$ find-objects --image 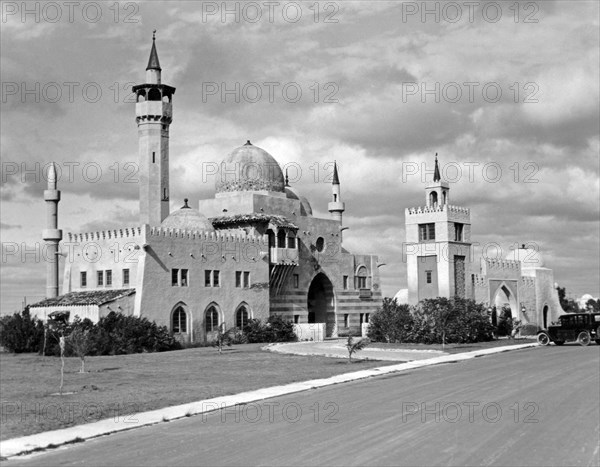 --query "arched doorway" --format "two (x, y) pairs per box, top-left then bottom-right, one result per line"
(542, 305), (548, 329)
(307, 273), (336, 337)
